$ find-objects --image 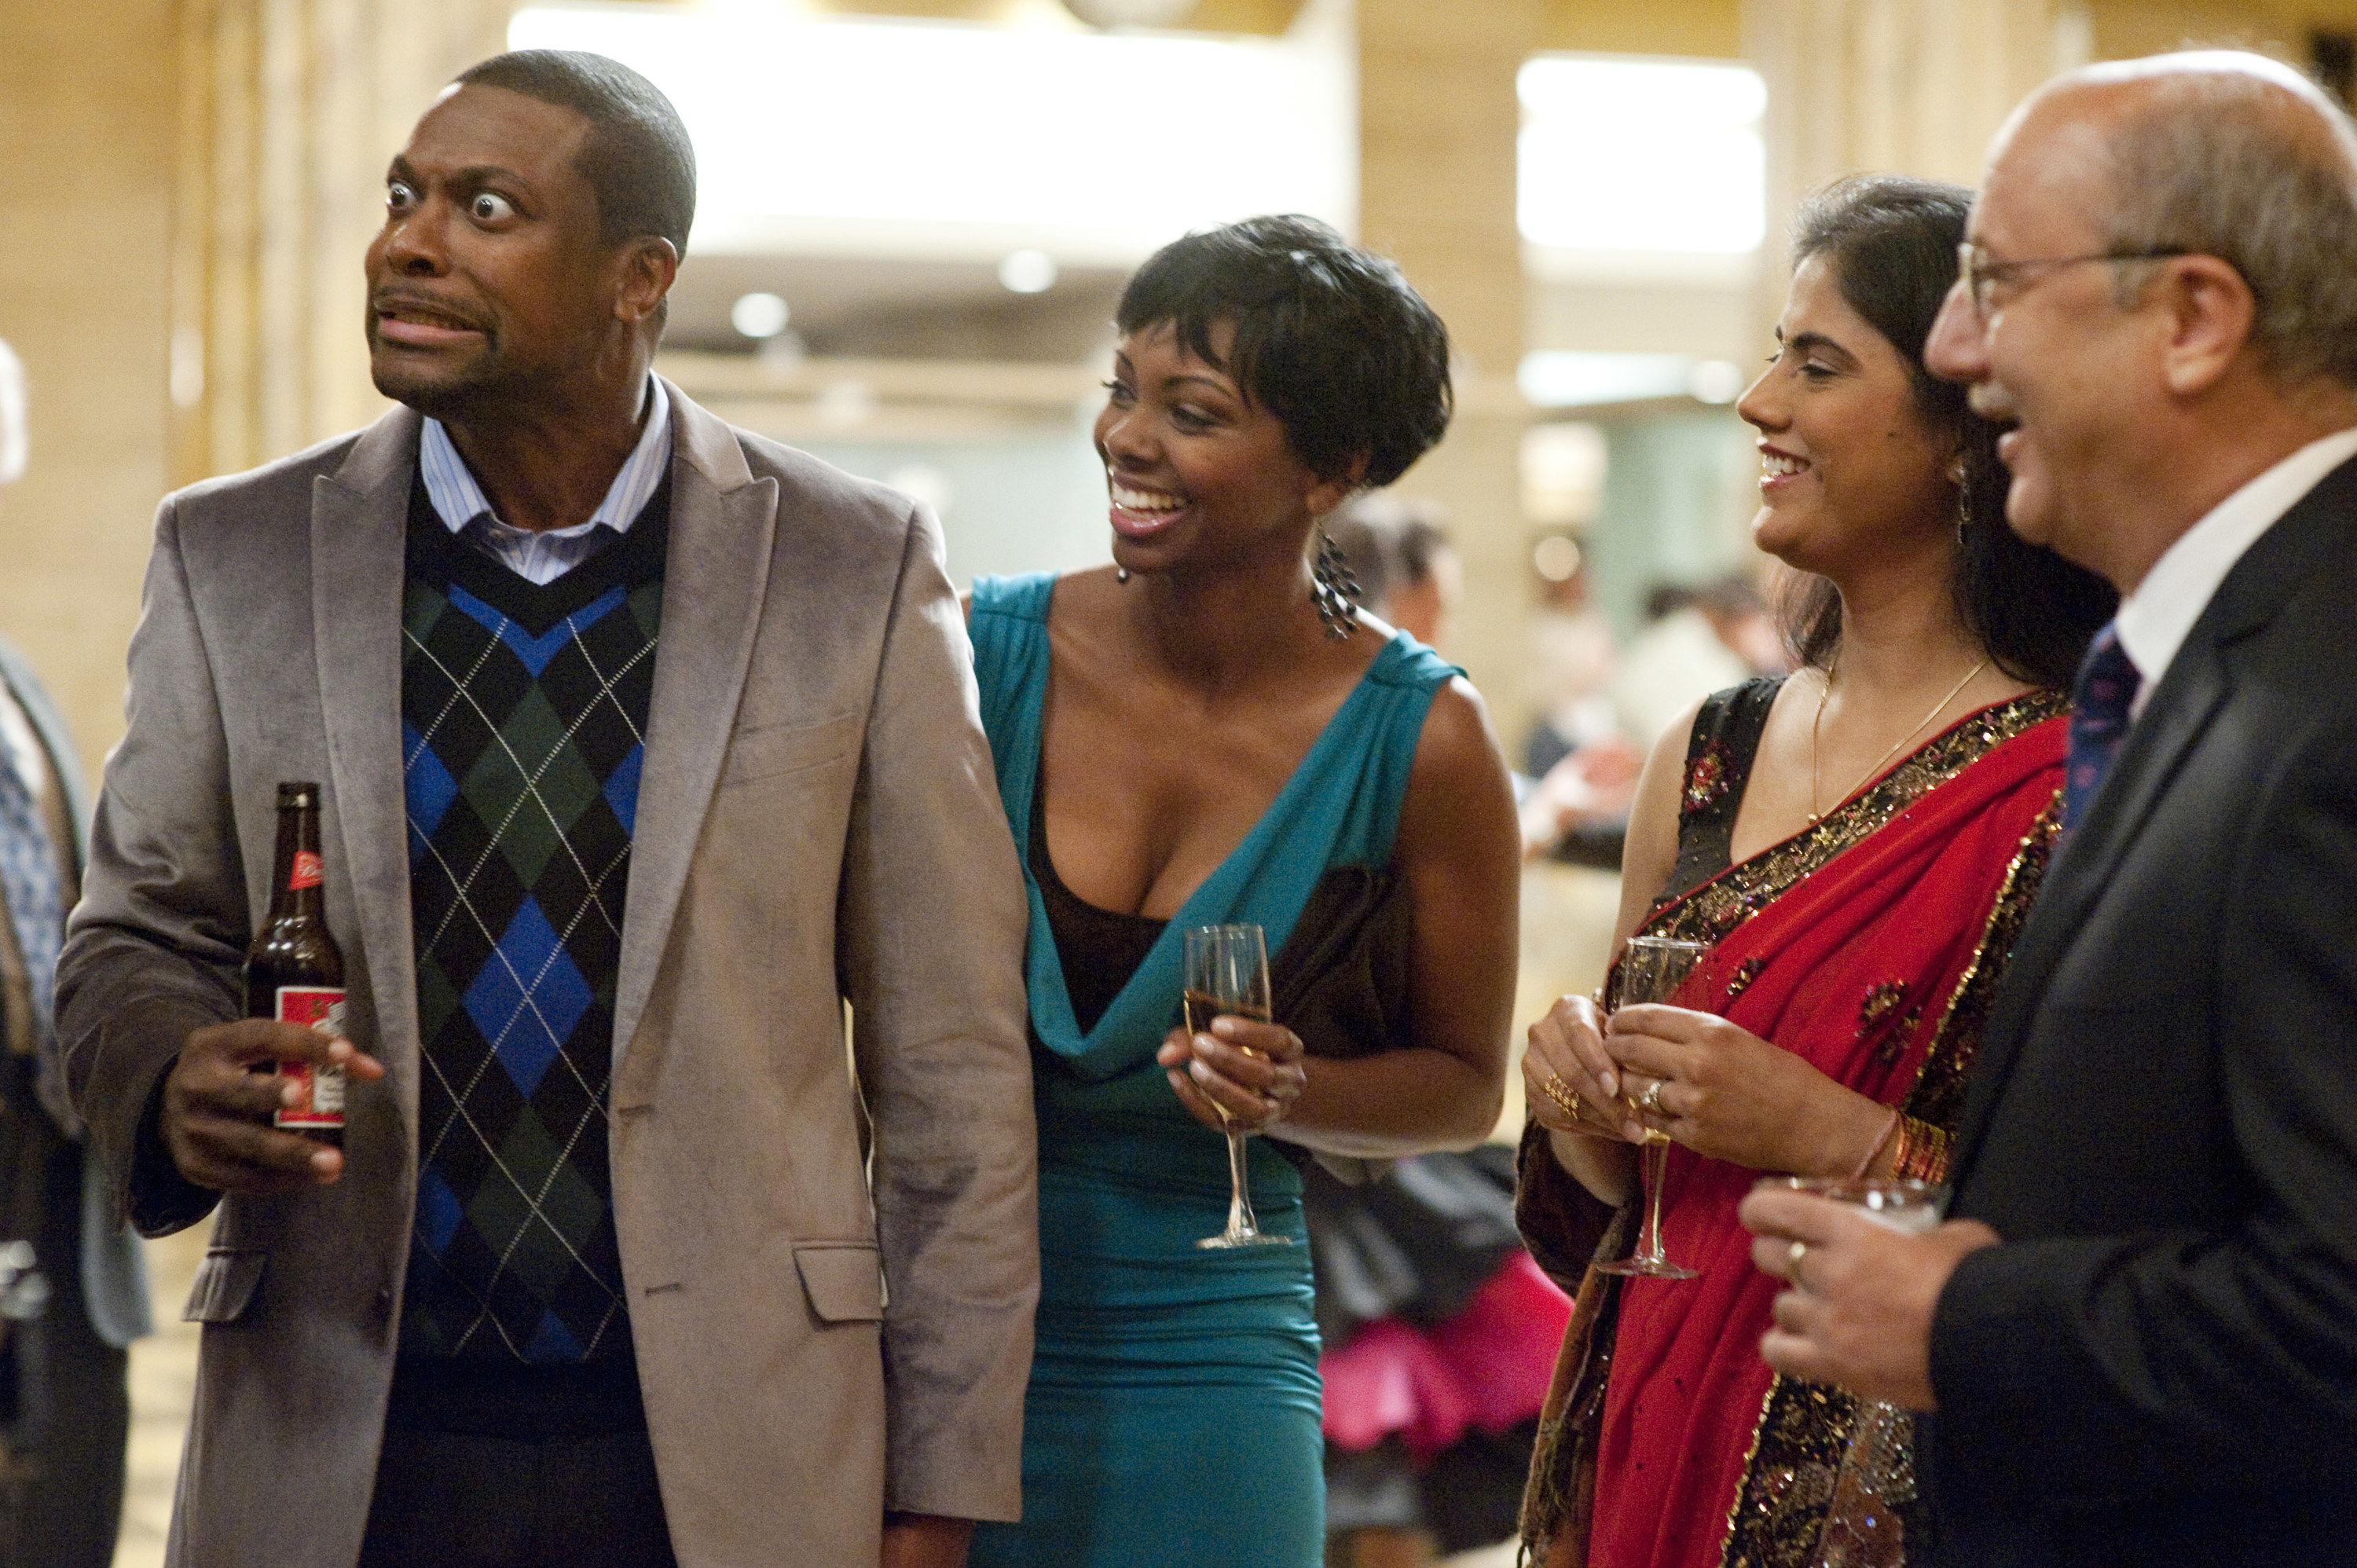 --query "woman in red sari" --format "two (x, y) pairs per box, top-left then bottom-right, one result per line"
(1513, 176), (2115, 1568)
